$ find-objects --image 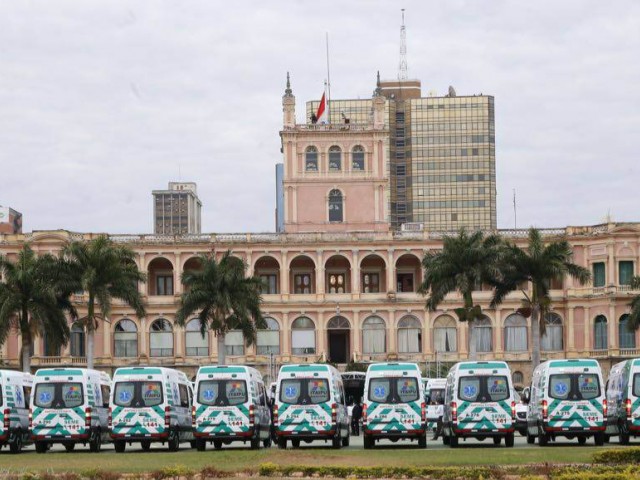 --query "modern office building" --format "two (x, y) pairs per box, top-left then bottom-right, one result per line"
(152, 182), (202, 235)
(0, 206), (22, 234)
(306, 76), (496, 232)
